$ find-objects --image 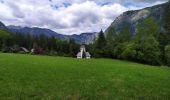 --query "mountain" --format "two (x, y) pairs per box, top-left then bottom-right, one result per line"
(7, 26), (97, 44)
(70, 32), (97, 44)
(105, 2), (166, 35)
(7, 25), (68, 39)
(6, 25), (96, 44)
(0, 21), (7, 29)
(0, 22), (96, 44)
